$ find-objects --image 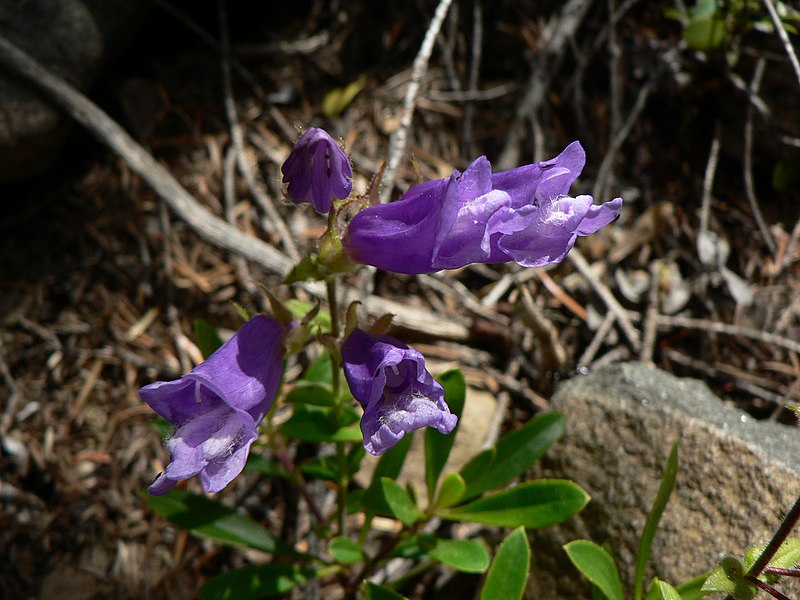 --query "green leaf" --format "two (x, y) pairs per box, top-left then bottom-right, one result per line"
(244, 454), (289, 479)
(303, 351), (333, 384)
(322, 74), (368, 118)
(364, 582), (408, 600)
(329, 536), (366, 565)
(363, 477), (423, 525)
(683, 16), (728, 51)
(285, 381), (335, 406)
(200, 564), (314, 600)
(438, 480), (589, 528)
(701, 555), (756, 599)
(284, 255), (326, 283)
(635, 442), (679, 600)
(279, 404), (362, 443)
(193, 318), (223, 359)
(436, 472), (466, 509)
(147, 490), (295, 556)
(674, 571), (714, 600)
(428, 539), (490, 573)
(459, 413), (566, 500)
(286, 299), (331, 333)
(425, 369), (467, 500)
(745, 537), (800, 572)
(655, 579), (683, 600)
(480, 527), (530, 600)
(564, 540), (624, 600)
(372, 431), (415, 484)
